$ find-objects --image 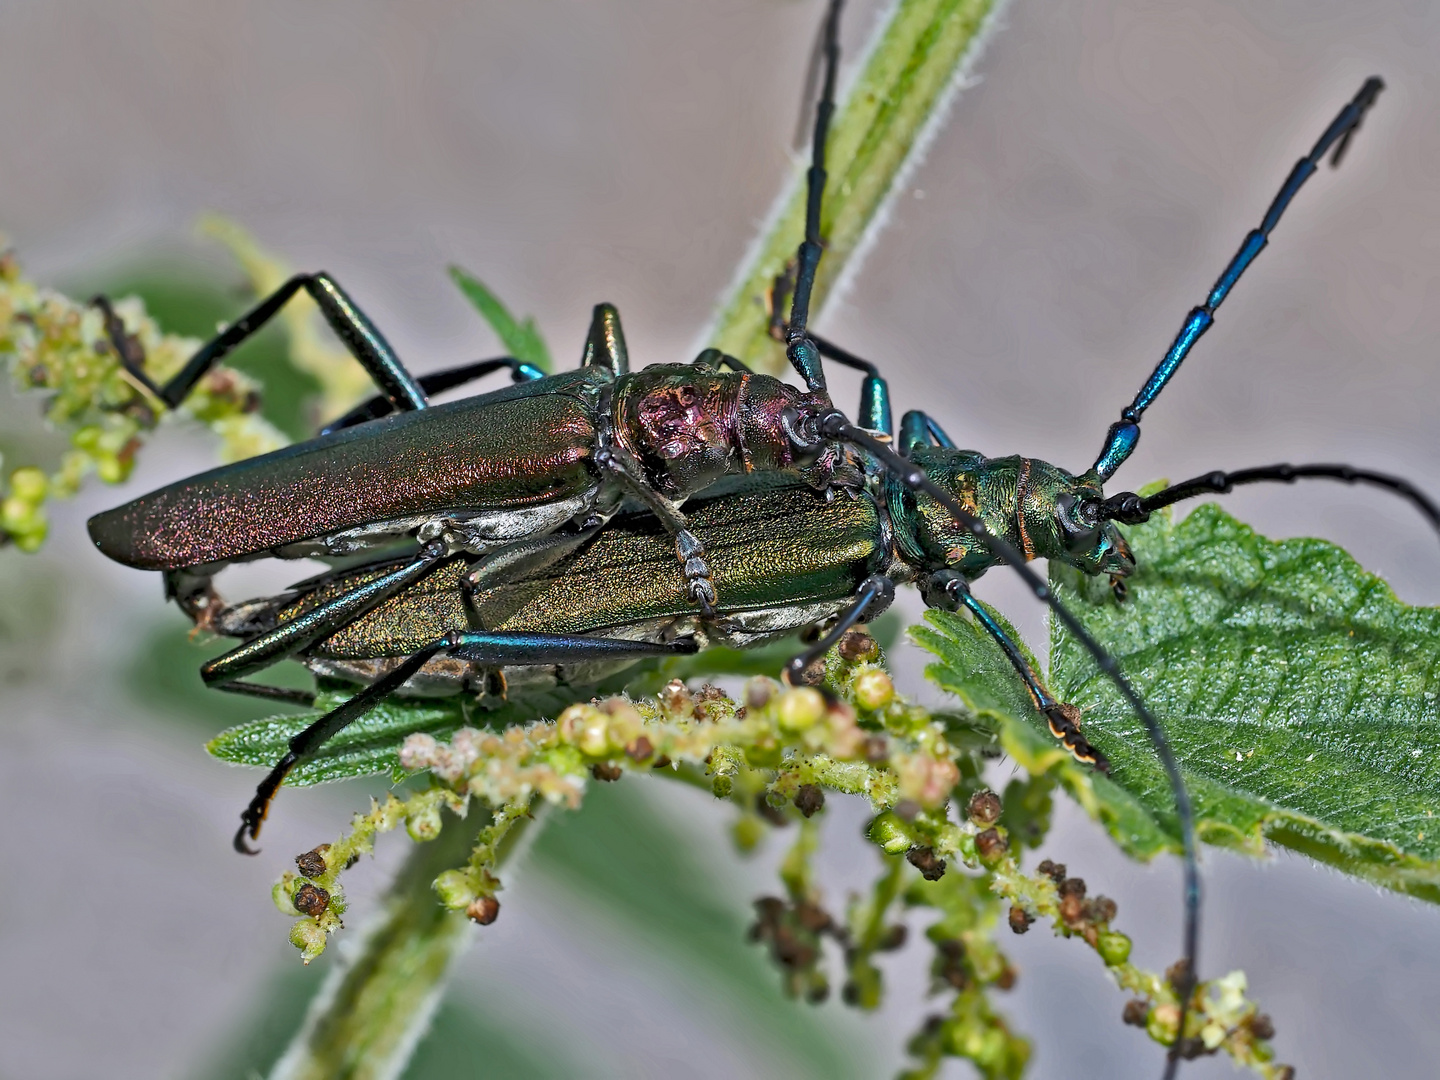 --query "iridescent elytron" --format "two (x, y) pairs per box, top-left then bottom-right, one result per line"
(85, 2), (1437, 1072)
